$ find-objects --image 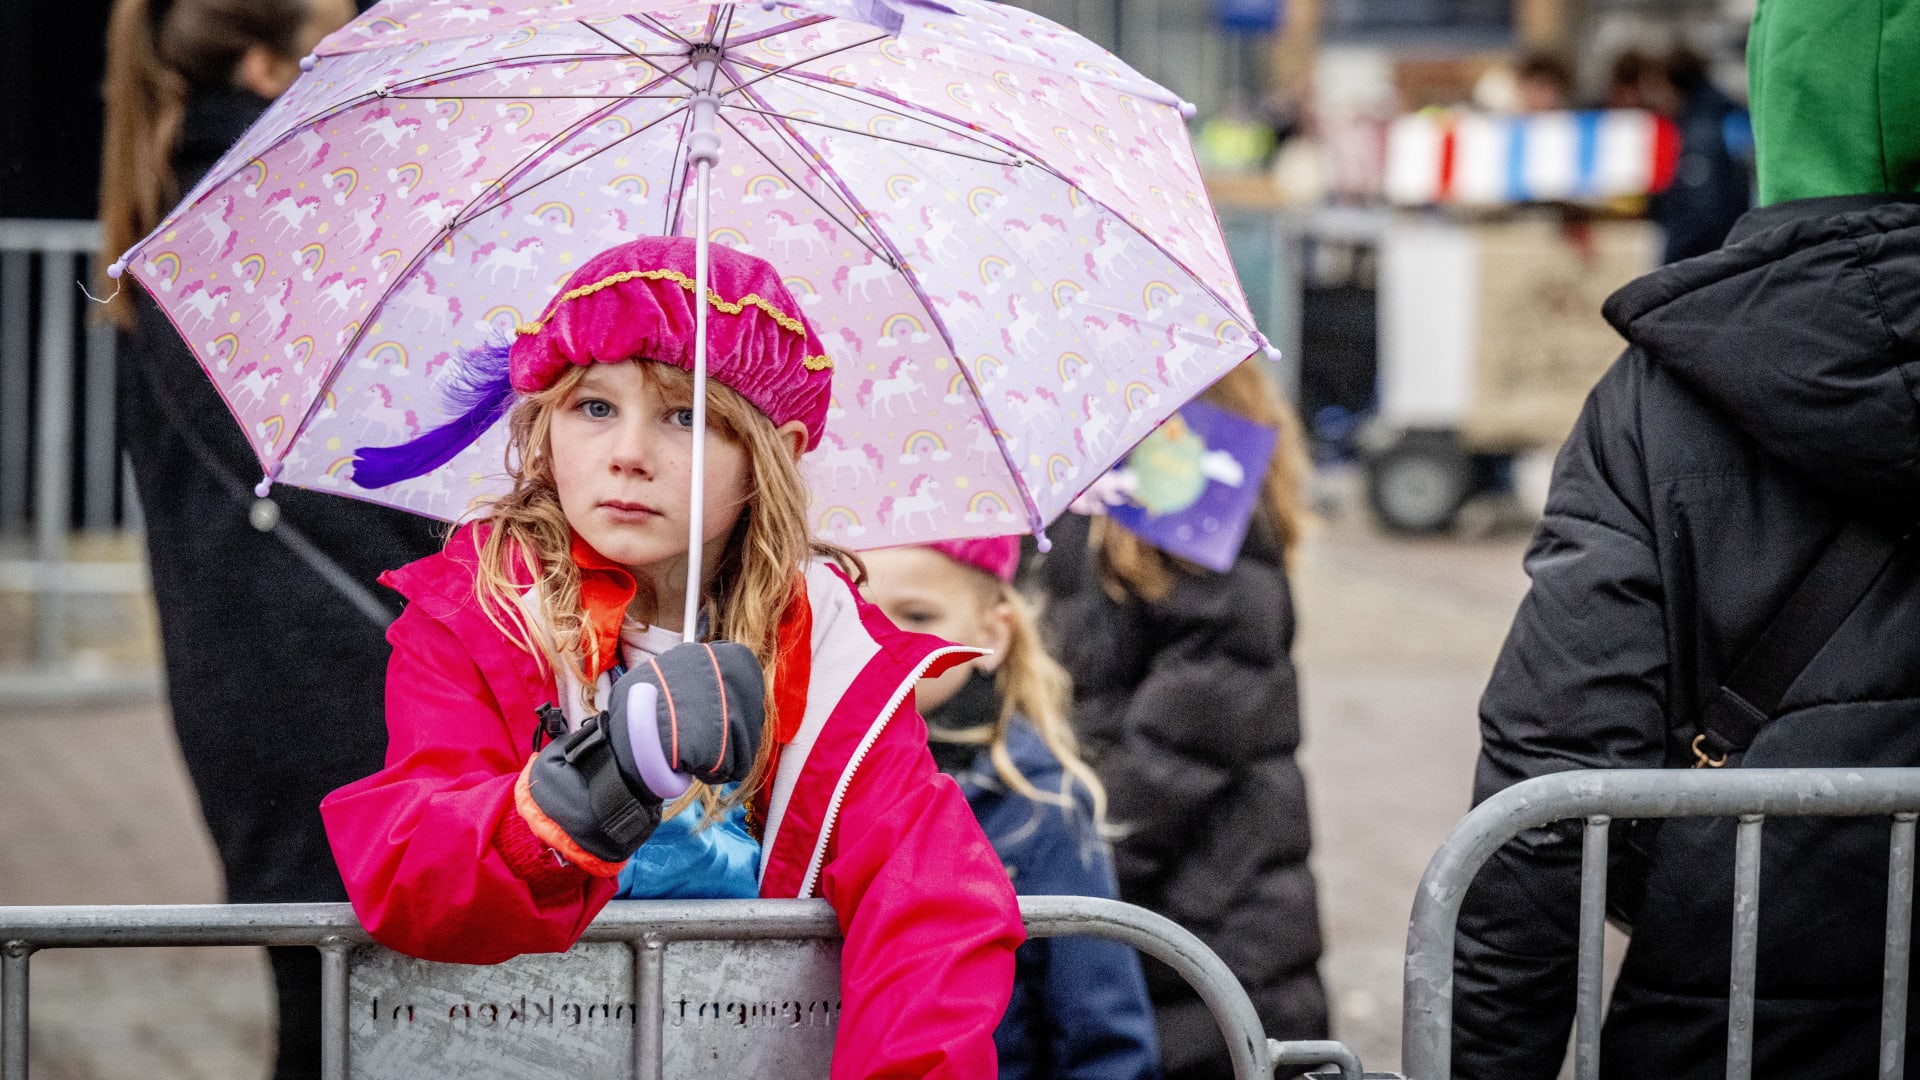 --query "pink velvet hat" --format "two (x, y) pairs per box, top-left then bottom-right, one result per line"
(511, 237), (832, 446)
(926, 537), (1021, 584)
(352, 237), (833, 489)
